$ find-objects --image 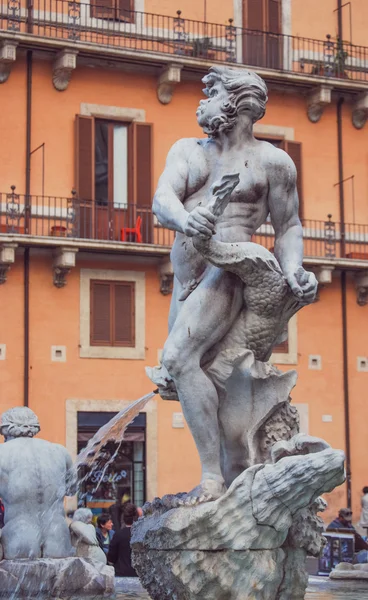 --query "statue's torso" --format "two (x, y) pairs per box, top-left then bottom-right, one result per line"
(172, 138), (276, 286)
(0, 438), (68, 520)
